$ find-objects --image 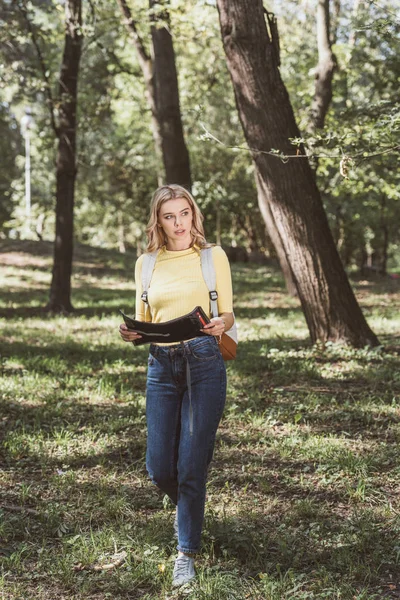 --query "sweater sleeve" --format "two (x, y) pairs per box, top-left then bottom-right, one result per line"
(134, 254), (147, 321)
(212, 246), (233, 314)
